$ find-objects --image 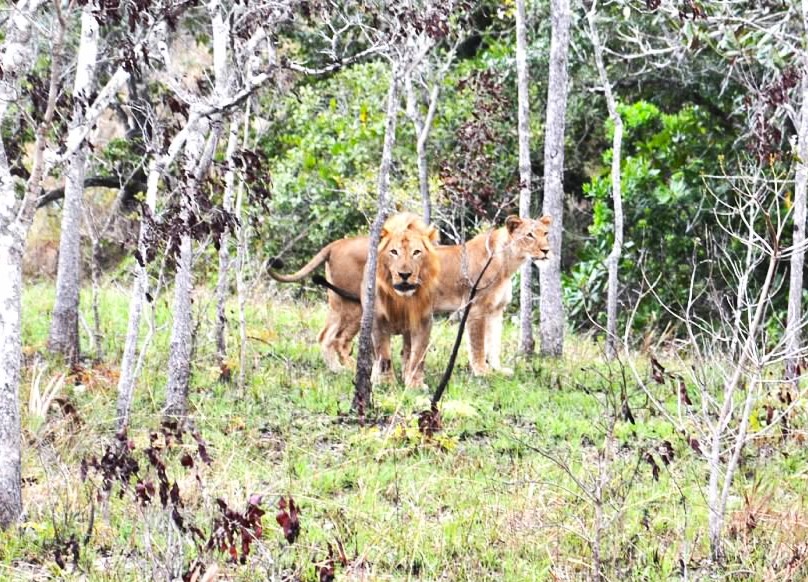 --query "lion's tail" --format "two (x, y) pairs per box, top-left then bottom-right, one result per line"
(267, 242), (335, 283)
